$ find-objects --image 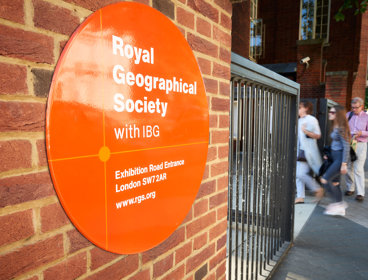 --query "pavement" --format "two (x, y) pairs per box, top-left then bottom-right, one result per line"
(271, 170), (368, 279)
